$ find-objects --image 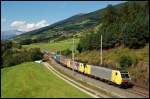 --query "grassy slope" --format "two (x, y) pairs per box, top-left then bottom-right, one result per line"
(23, 38), (79, 52)
(76, 44), (149, 66)
(1, 62), (91, 98)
